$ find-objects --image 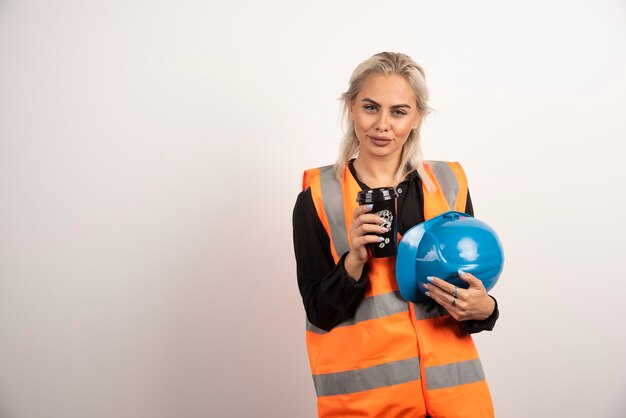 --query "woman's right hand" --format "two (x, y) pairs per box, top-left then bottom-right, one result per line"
(344, 204), (389, 280)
